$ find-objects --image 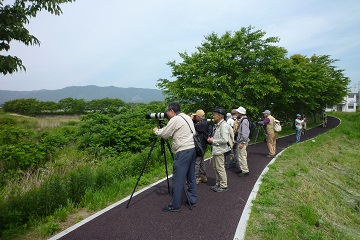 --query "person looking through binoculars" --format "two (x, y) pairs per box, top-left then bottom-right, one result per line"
(153, 102), (197, 212)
